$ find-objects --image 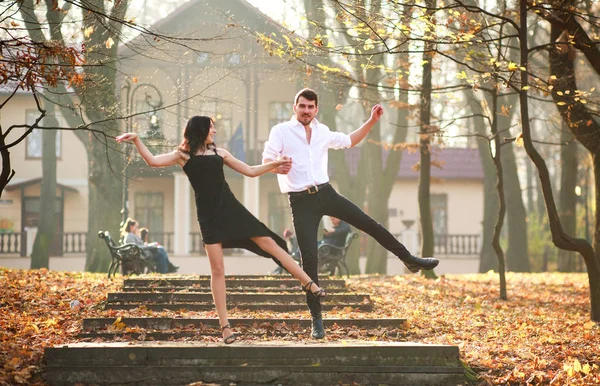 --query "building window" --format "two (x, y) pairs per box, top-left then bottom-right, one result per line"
(25, 110), (62, 159)
(431, 194), (448, 235)
(269, 102), (293, 128)
(134, 192), (164, 242)
(388, 208), (398, 217)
